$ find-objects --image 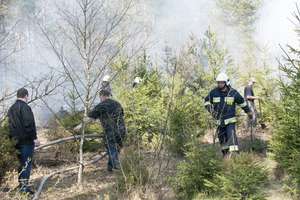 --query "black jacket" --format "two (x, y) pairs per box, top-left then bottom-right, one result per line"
(204, 87), (251, 126)
(244, 85), (255, 103)
(88, 99), (126, 144)
(8, 100), (37, 146)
